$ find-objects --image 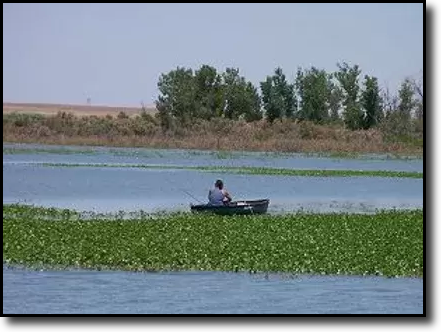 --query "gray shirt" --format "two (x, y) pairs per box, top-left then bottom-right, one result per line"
(208, 187), (225, 206)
